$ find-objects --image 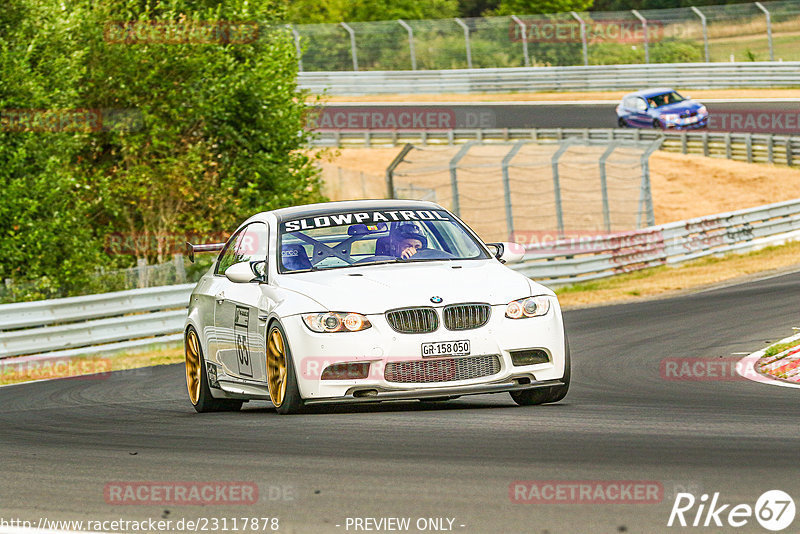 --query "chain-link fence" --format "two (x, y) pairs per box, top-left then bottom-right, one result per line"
(386, 139), (661, 244)
(290, 1), (800, 71)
